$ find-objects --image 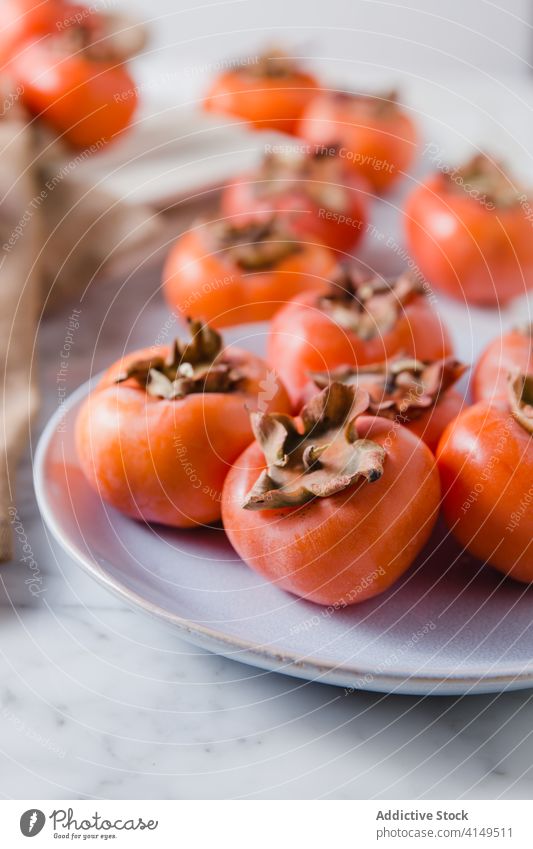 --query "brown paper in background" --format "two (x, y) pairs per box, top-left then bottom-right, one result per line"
(0, 110), (41, 561)
(0, 116), (161, 561)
